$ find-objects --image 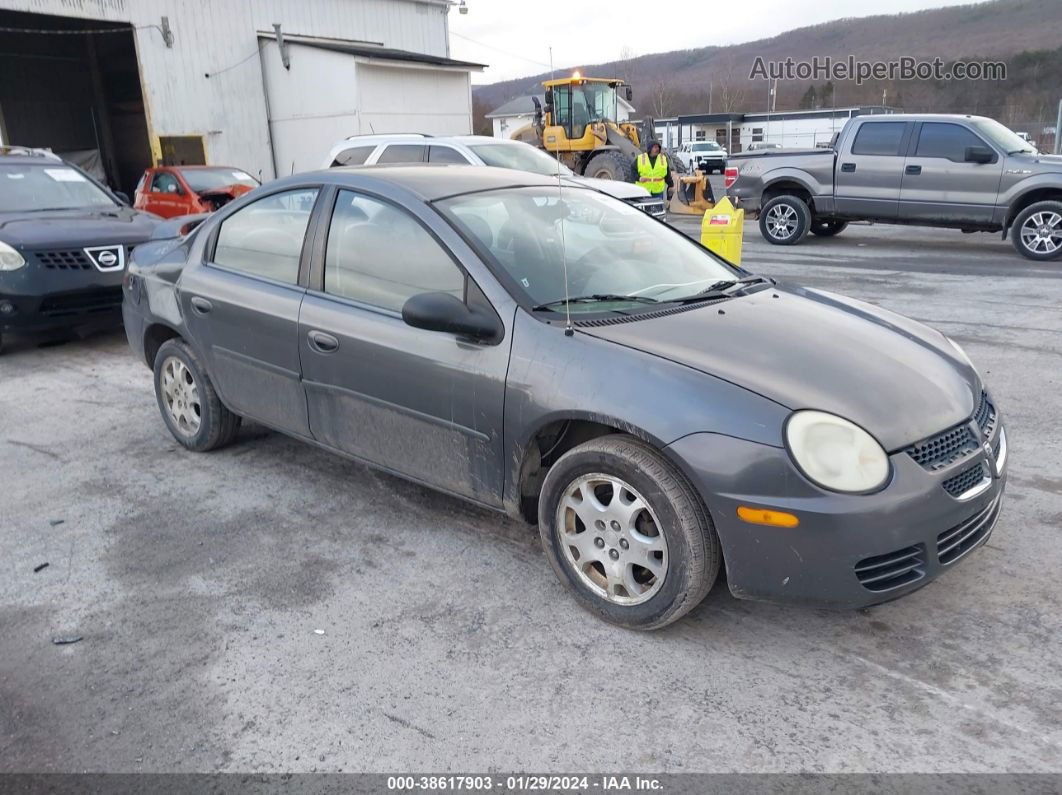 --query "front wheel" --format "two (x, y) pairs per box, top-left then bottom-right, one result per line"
(810, 218), (848, 237)
(1011, 201), (1062, 261)
(538, 435), (721, 630)
(759, 194), (811, 245)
